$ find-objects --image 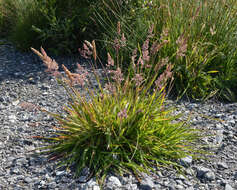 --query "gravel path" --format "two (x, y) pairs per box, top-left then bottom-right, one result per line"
(0, 40), (236, 190)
